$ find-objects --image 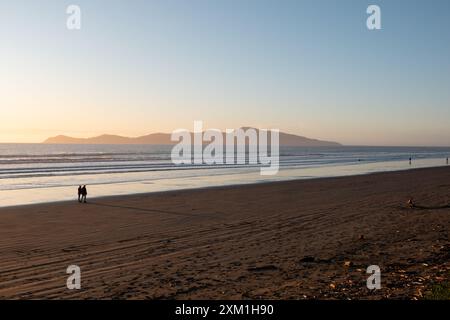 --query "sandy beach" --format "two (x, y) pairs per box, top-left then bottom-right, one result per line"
(0, 166), (448, 299)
